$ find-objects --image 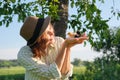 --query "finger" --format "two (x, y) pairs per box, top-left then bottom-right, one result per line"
(81, 32), (86, 37)
(78, 37), (88, 40)
(81, 33), (85, 36)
